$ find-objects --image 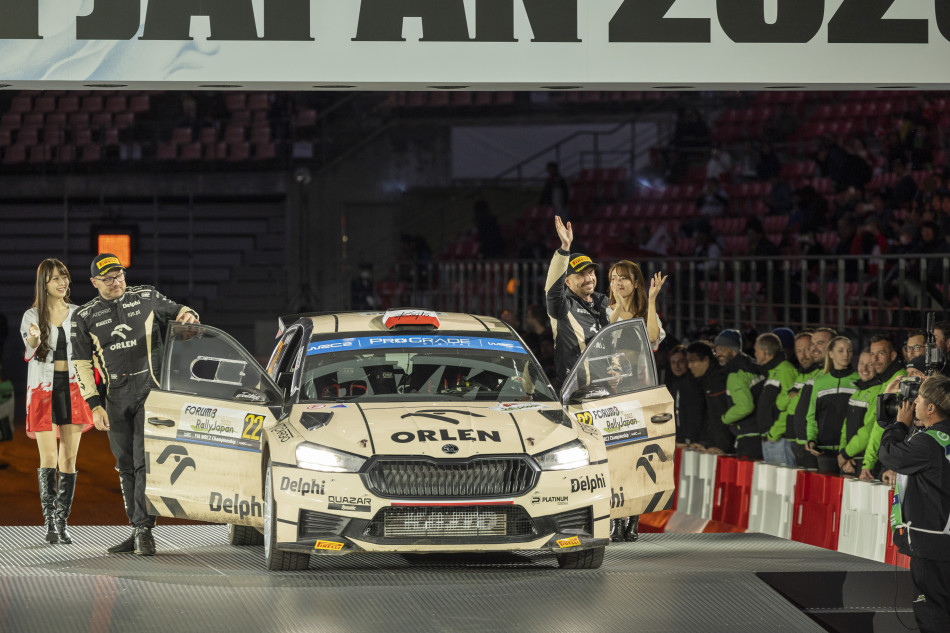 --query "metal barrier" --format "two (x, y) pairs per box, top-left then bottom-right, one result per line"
(381, 253), (950, 341)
